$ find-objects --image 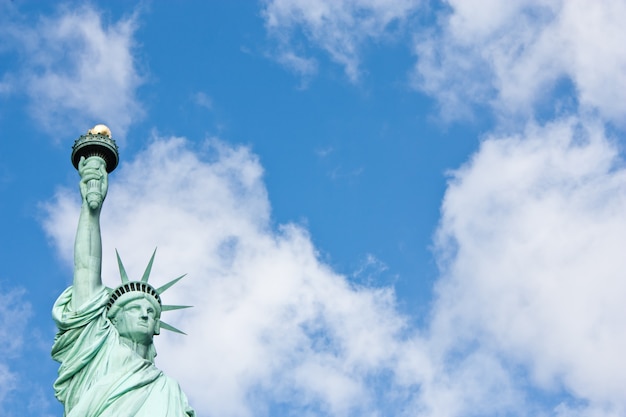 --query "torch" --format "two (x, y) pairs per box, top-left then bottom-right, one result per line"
(71, 124), (119, 209)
